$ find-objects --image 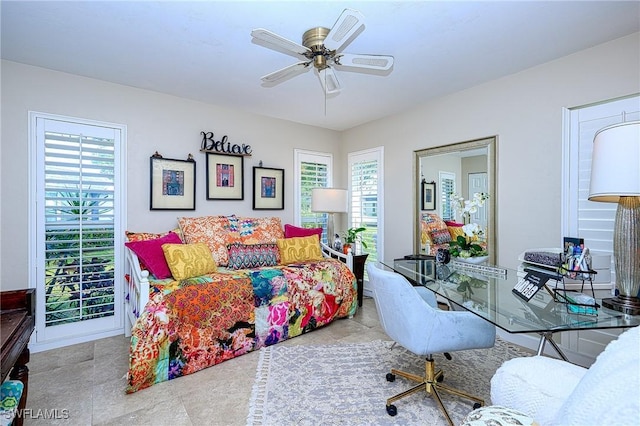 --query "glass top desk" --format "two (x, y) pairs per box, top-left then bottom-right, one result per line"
(382, 258), (640, 361)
